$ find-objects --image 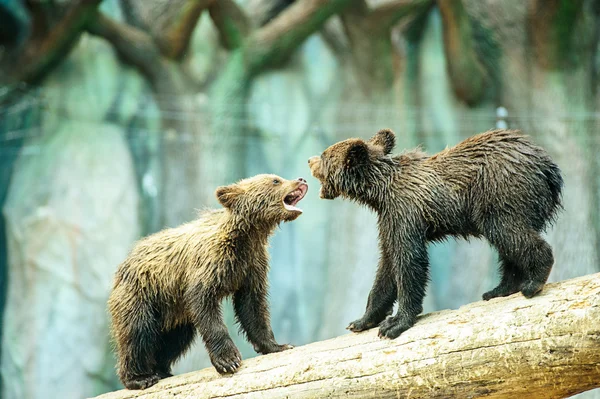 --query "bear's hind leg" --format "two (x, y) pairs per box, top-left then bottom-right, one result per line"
(155, 323), (196, 378)
(117, 317), (163, 390)
(518, 232), (554, 298)
(486, 226), (553, 299)
(482, 253), (522, 300)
